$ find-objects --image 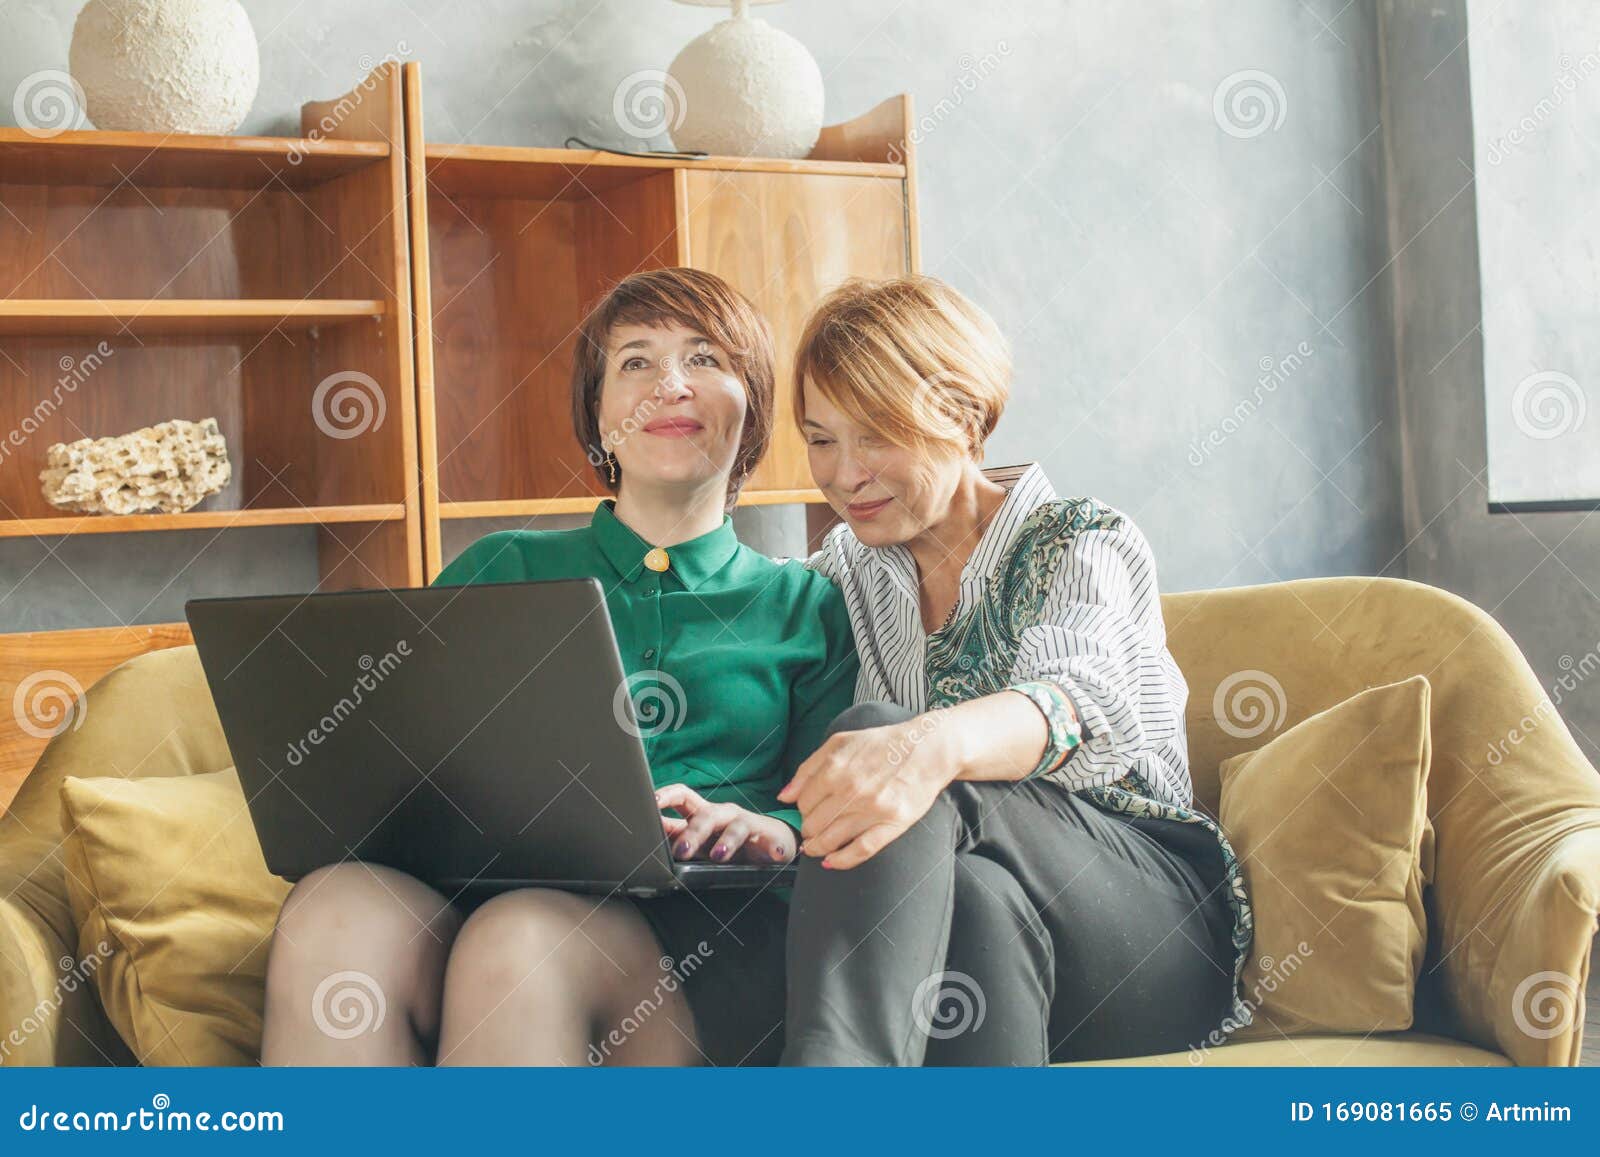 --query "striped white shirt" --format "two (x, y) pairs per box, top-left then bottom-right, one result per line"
(805, 463), (1194, 808)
